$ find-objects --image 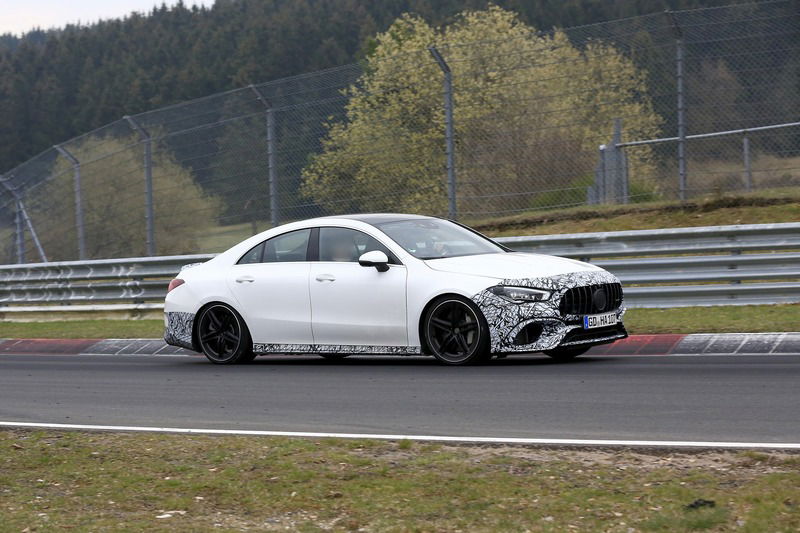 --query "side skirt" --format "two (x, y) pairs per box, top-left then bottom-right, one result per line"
(253, 343), (422, 356)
